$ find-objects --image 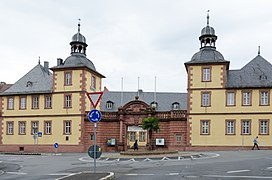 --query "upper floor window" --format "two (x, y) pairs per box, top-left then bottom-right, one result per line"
(260, 91), (269, 106)
(20, 96), (27, 110)
(150, 101), (158, 109)
(241, 120), (251, 135)
(91, 76), (96, 90)
(106, 101), (114, 110)
(64, 94), (72, 108)
(226, 92), (235, 106)
(200, 120), (210, 135)
(226, 120), (235, 135)
(172, 102), (180, 110)
(64, 71), (72, 86)
(201, 92), (211, 107)
(242, 91), (251, 106)
(45, 95), (52, 109)
(32, 95), (39, 109)
(202, 67), (211, 82)
(259, 120), (269, 135)
(7, 97), (14, 110)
